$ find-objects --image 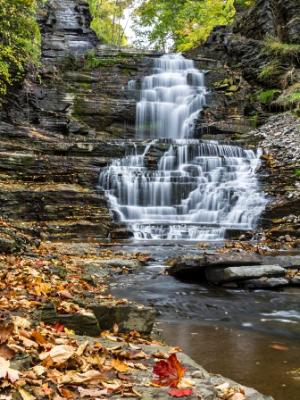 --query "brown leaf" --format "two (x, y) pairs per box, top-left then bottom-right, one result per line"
(40, 345), (74, 364)
(0, 323), (14, 344)
(0, 344), (15, 360)
(58, 387), (75, 399)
